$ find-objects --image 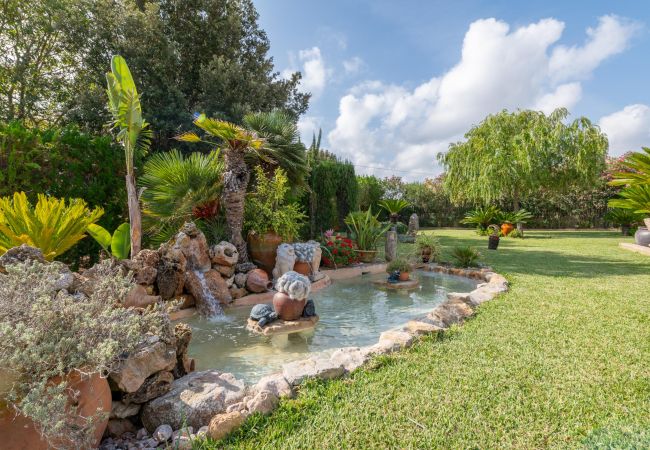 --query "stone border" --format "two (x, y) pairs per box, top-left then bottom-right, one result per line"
(203, 264), (509, 441)
(619, 242), (650, 256)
